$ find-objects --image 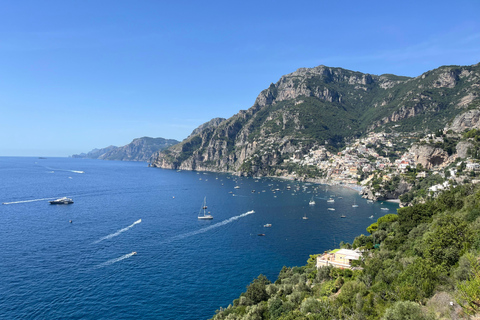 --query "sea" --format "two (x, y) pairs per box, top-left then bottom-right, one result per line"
(0, 157), (398, 319)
